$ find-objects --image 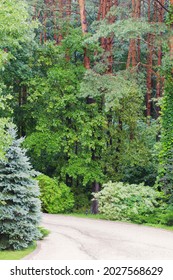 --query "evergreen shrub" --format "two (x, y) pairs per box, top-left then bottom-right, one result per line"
(37, 174), (74, 213)
(0, 128), (41, 250)
(93, 181), (164, 222)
